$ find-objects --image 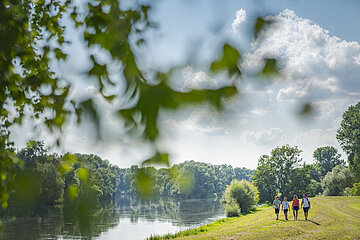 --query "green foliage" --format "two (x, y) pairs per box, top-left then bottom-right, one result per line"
(134, 168), (156, 198)
(117, 160), (254, 199)
(260, 58), (279, 77)
(0, 0), (243, 207)
(298, 102), (315, 117)
(252, 155), (277, 203)
(253, 145), (303, 202)
(5, 142), (122, 208)
(0, 0), (285, 208)
(210, 44), (241, 77)
(254, 17), (273, 39)
(223, 198), (241, 217)
(322, 166), (355, 196)
(253, 145), (351, 202)
(308, 179), (323, 197)
(313, 146), (345, 177)
(337, 102), (360, 180)
(221, 179), (258, 215)
(350, 182), (360, 196)
(142, 153), (170, 168)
